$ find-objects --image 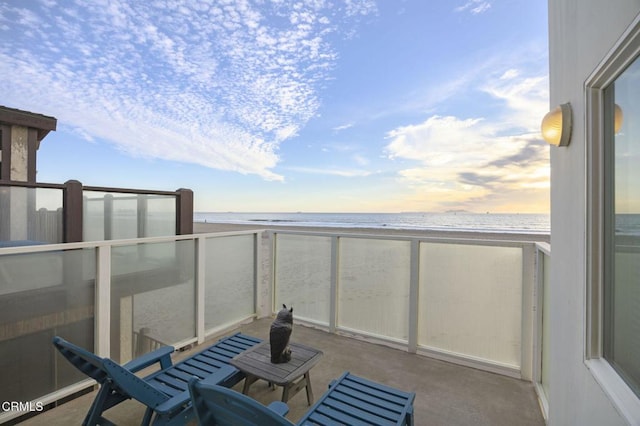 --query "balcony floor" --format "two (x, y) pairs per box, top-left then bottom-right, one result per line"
(20, 318), (545, 426)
